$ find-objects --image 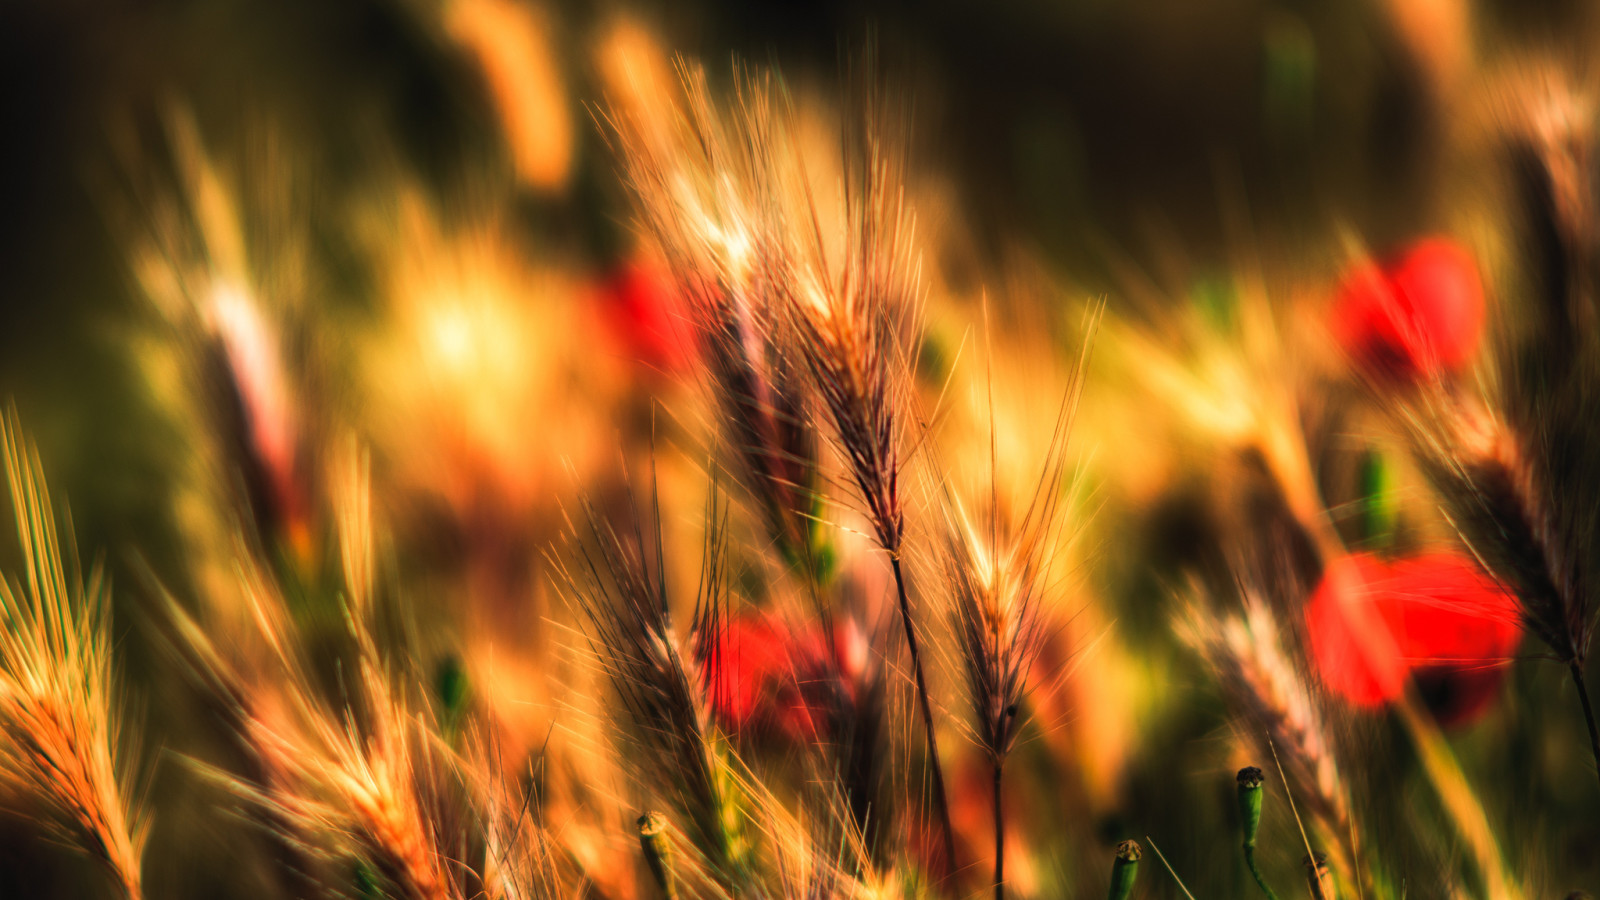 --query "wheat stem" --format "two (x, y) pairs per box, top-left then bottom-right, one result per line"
(993, 759), (1005, 900)
(890, 555), (956, 876)
(1569, 660), (1600, 797)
